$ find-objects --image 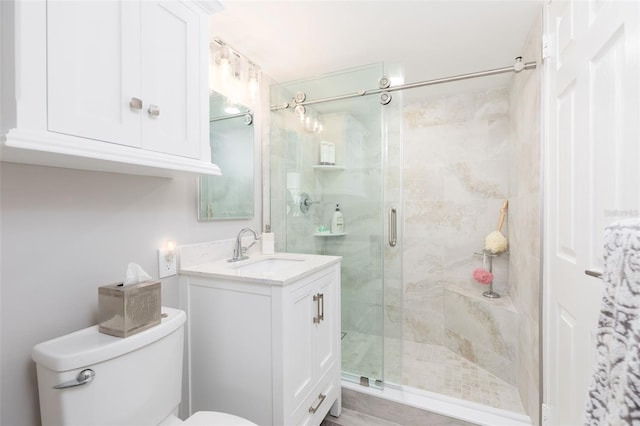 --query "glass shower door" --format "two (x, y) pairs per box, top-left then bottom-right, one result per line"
(270, 64), (401, 387)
